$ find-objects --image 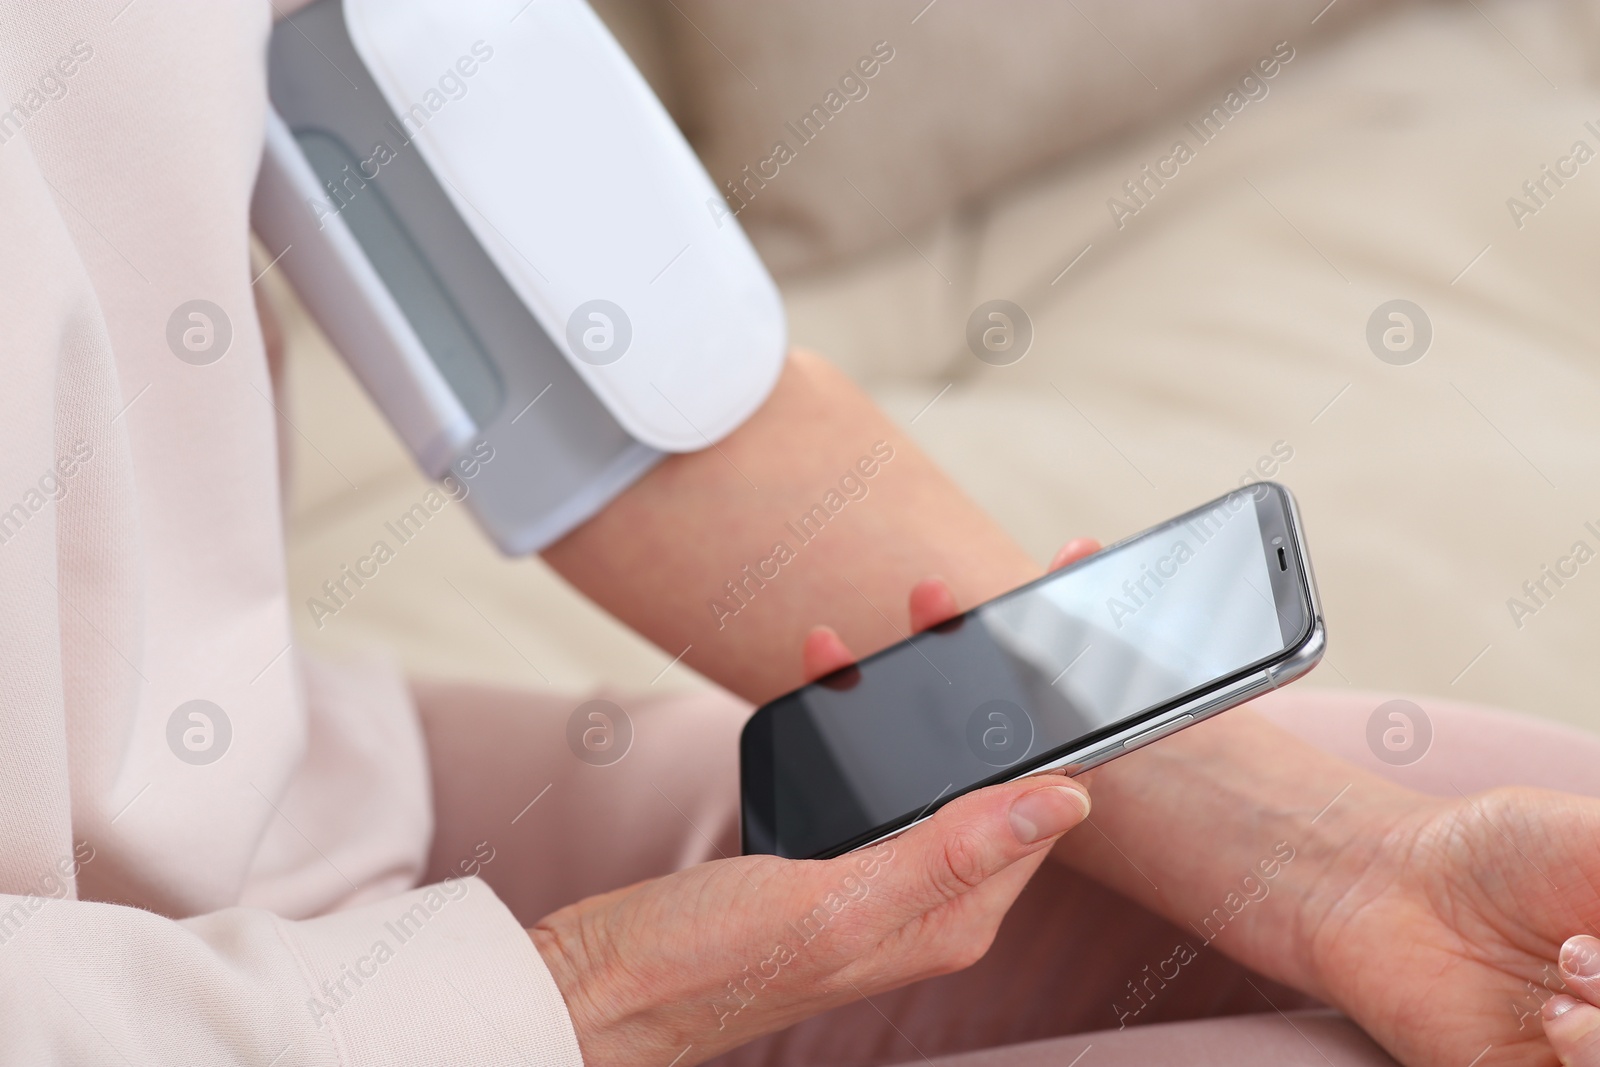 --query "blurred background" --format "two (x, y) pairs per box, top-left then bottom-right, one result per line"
(269, 0), (1600, 732)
